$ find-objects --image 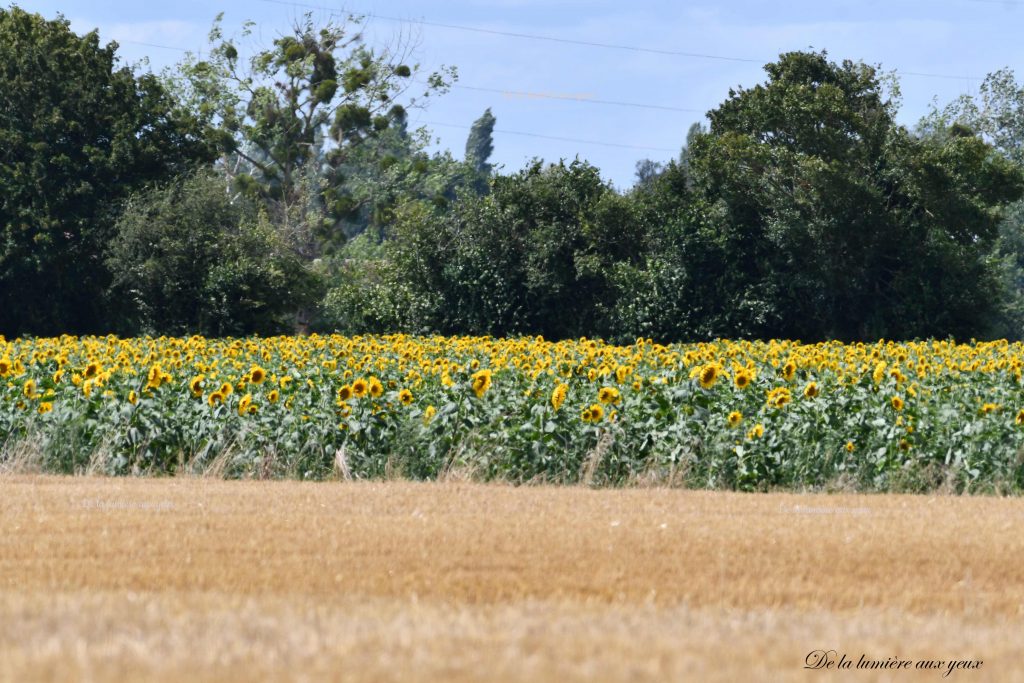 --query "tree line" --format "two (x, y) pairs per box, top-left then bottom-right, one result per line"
(2, 6), (1023, 342)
